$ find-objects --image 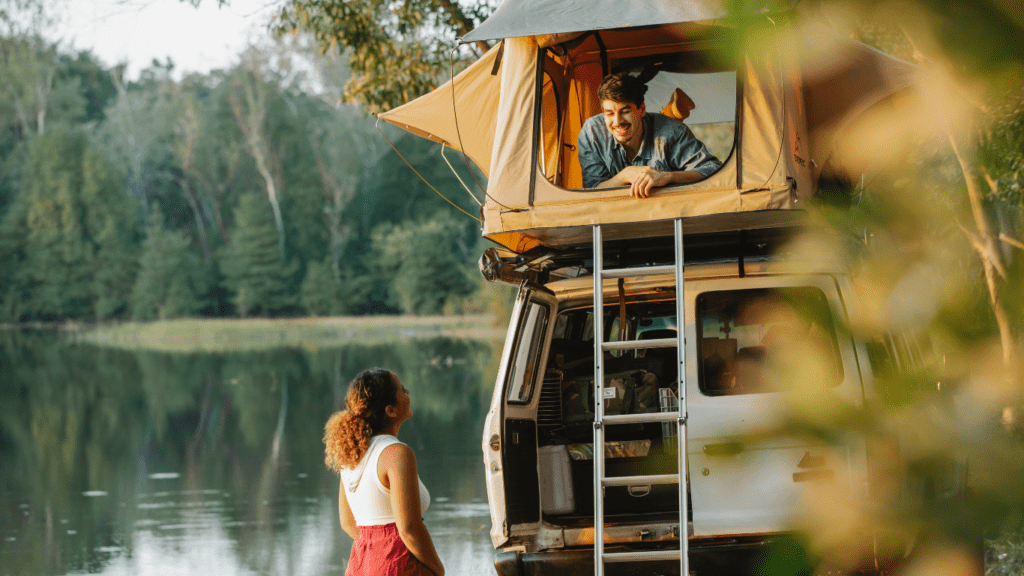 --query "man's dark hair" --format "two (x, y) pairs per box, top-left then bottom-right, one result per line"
(598, 73), (648, 107)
